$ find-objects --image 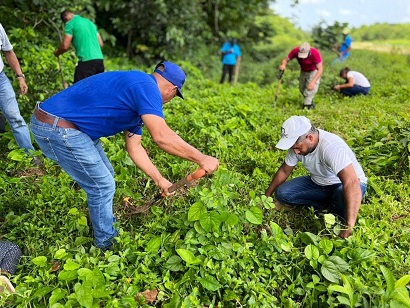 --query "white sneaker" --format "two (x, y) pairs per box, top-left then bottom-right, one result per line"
(0, 275), (15, 294)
